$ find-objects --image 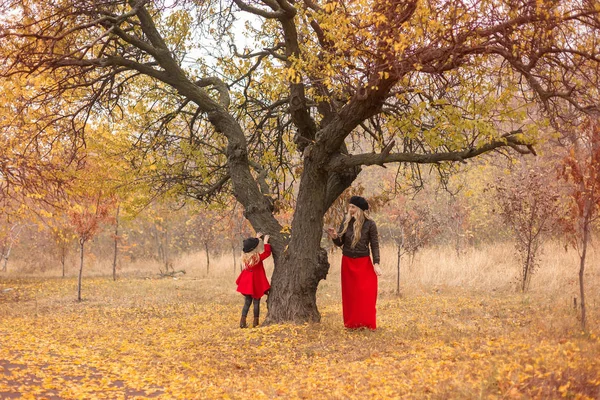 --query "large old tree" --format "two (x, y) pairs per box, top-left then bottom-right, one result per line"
(1, 0), (599, 323)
